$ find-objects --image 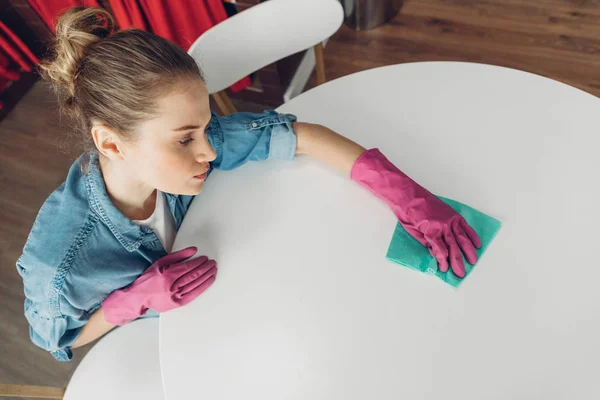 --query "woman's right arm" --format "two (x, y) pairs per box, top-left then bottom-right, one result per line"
(74, 247), (218, 348)
(20, 247), (215, 360)
(71, 307), (116, 349)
